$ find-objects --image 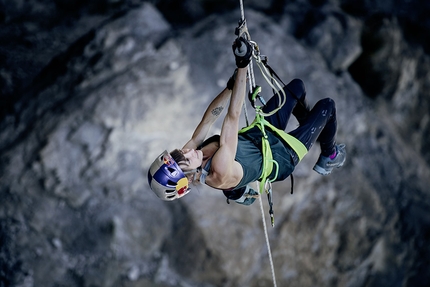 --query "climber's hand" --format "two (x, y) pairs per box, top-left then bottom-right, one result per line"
(232, 37), (252, 68)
